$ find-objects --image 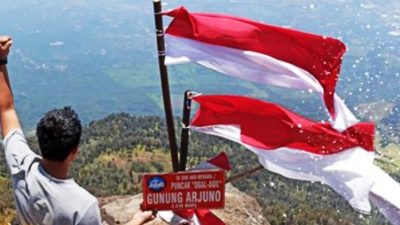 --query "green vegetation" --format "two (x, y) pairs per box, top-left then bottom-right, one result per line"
(0, 177), (14, 225)
(1, 114), (398, 225)
(376, 142), (400, 174)
(106, 64), (159, 89)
